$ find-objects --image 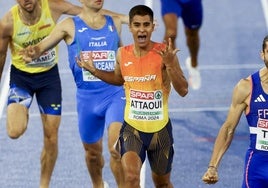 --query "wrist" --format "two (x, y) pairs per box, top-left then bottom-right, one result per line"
(208, 165), (217, 170)
(164, 64), (176, 70)
(91, 68), (97, 76)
